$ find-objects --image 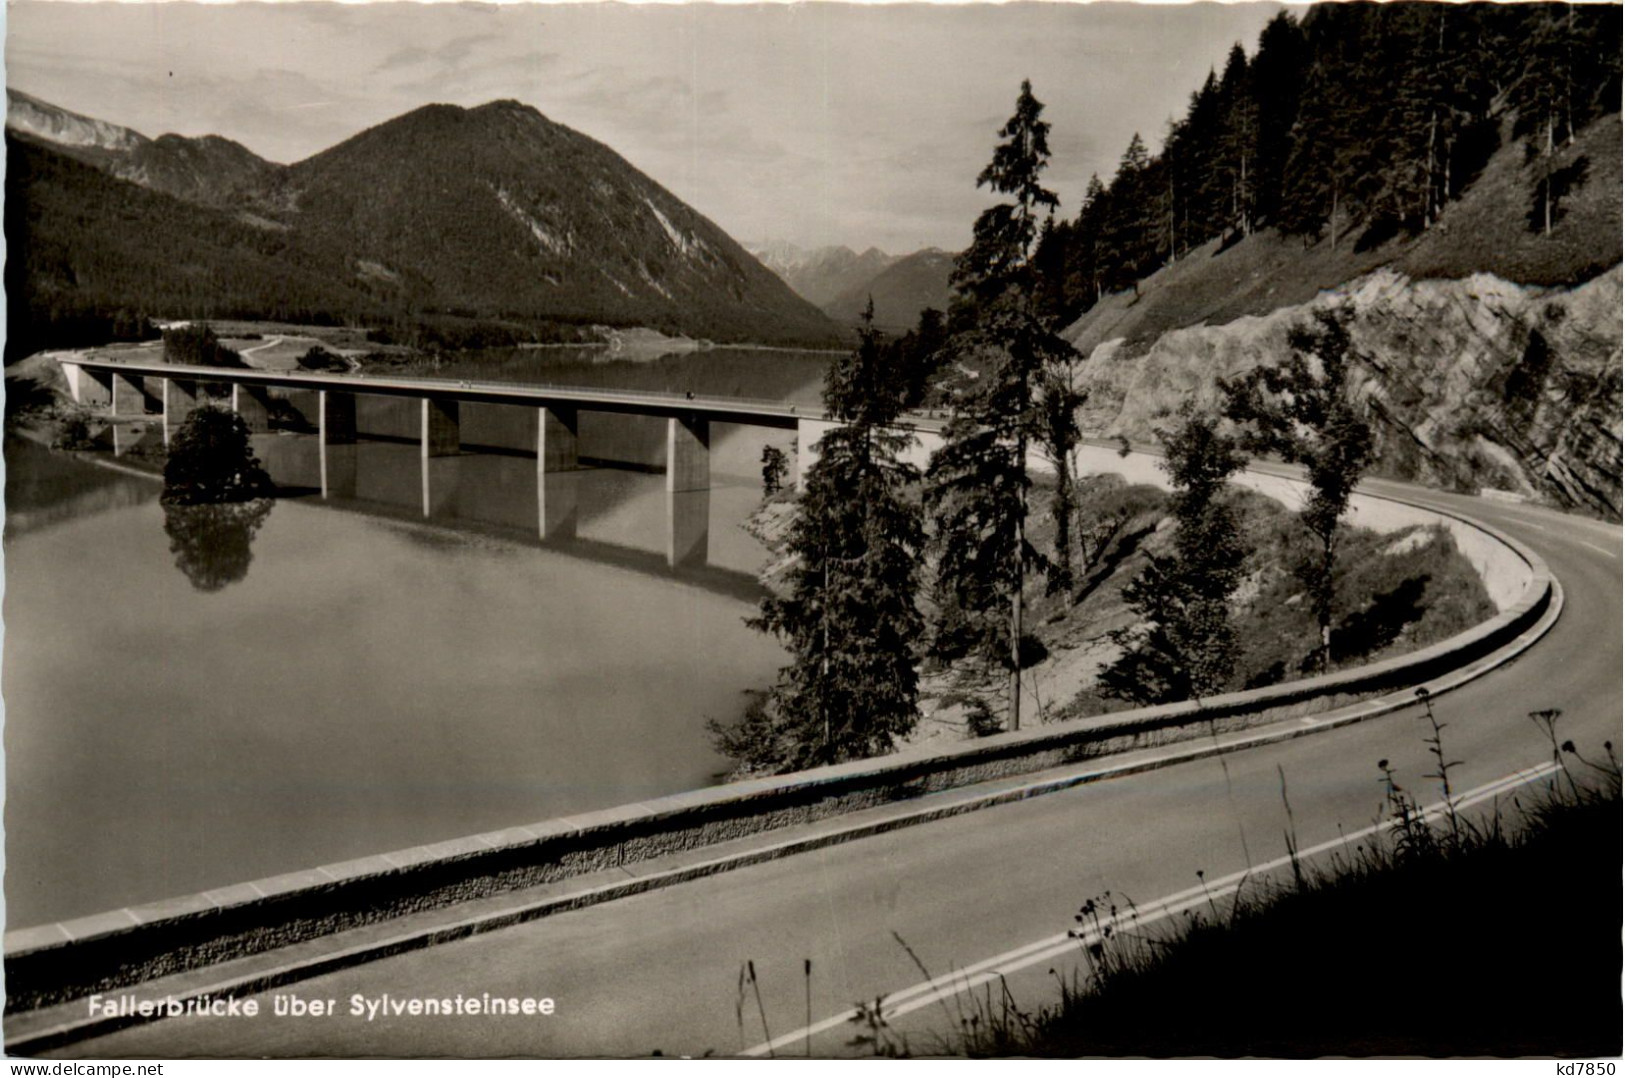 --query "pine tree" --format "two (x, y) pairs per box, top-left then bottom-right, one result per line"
(927, 80), (1077, 730)
(1098, 407), (1246, 707)
(1102, 132), (1155, 291)
(1279, 57), (1360, 245)
(1248, 11), (1308, 228)
(1073, 174), (1109, 306)
(760, 444), (788, 496)
(1221, 309), (1374, 674)
(744, 303), (925, 768)
(1217, 44), (1259, 237)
